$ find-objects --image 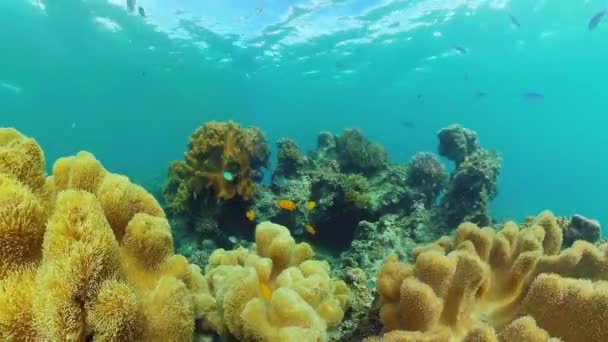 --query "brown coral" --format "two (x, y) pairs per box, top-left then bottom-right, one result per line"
(372, 210), (608, 342)
(164, 121), (269, 213)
